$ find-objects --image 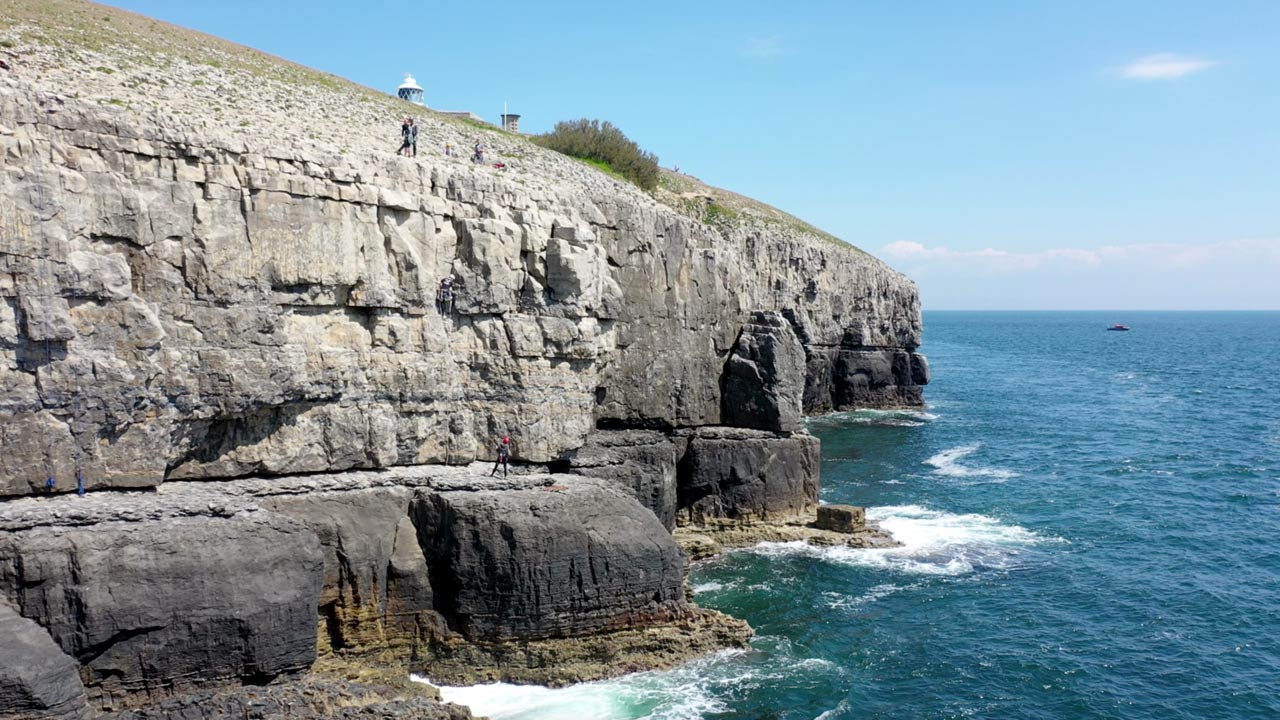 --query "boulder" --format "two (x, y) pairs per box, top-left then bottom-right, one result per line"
(0, 601), (88, 720)
(411, 477), (687, 641)
(676, 427), (820, 524)
(815, 504), (866, 534)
